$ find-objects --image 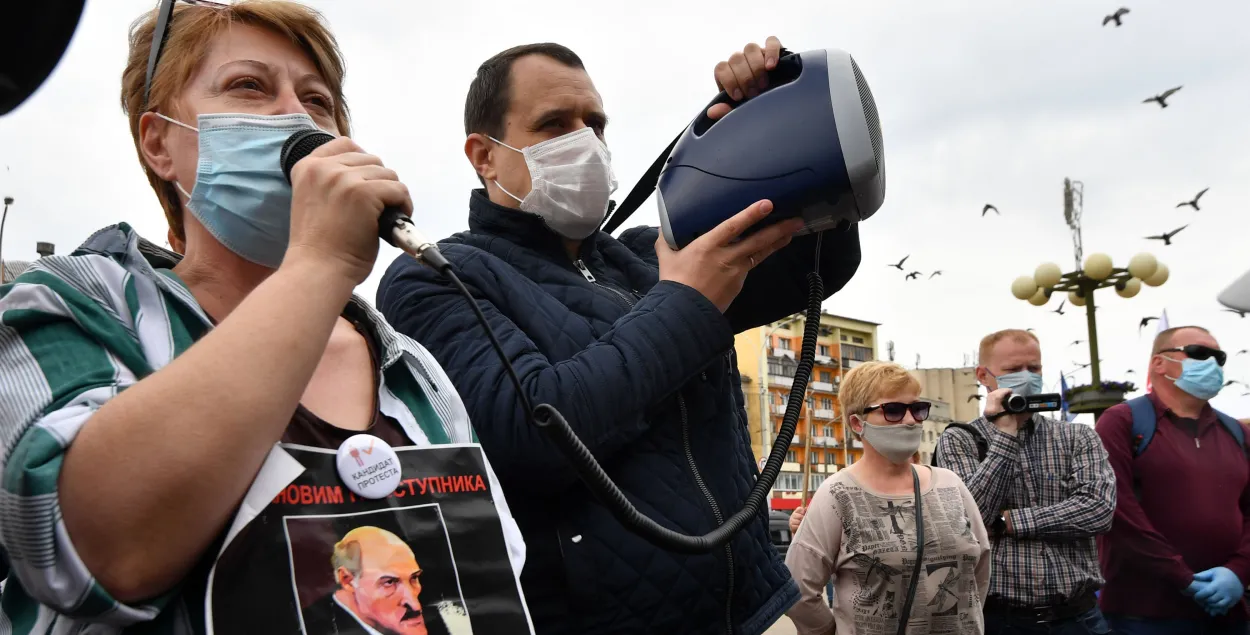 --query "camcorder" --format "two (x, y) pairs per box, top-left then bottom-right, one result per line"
(1003, 392), (1063, 415)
